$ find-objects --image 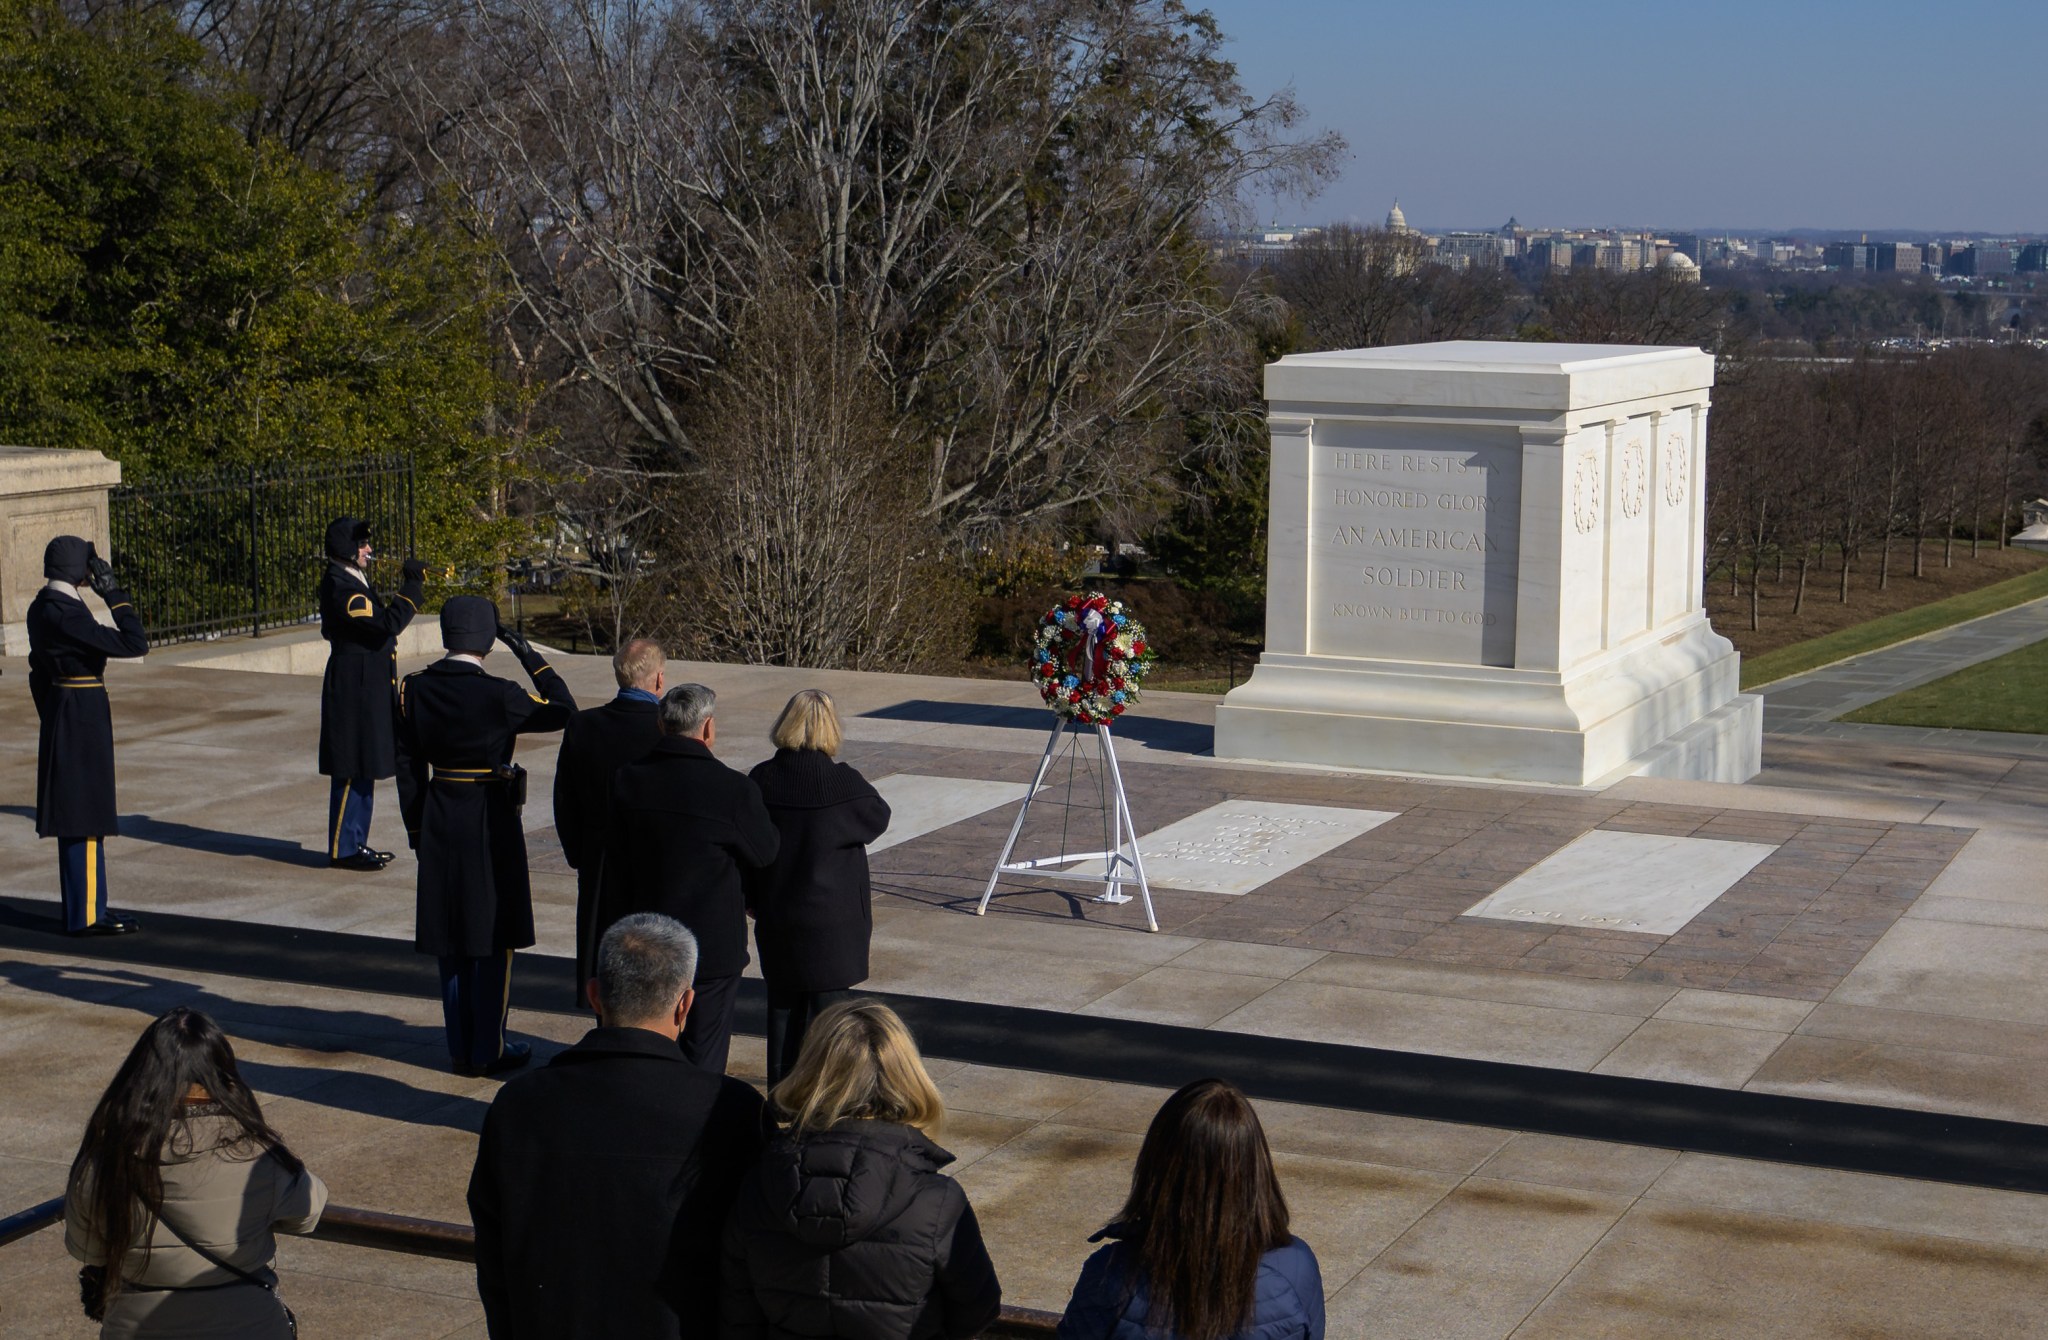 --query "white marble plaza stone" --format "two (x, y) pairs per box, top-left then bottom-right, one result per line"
(869, 774), (1033, 853)
(1048, 799), (1399, 896)
(1461, 828), (1778, 935)
(1215, 340), (1762, 786)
